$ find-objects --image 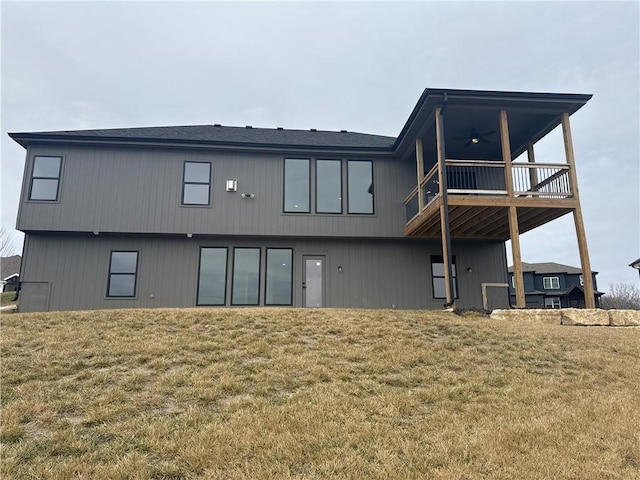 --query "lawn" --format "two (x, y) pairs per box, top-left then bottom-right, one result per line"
(0, 291), (18, 307)
(1, 308), (639, 479)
